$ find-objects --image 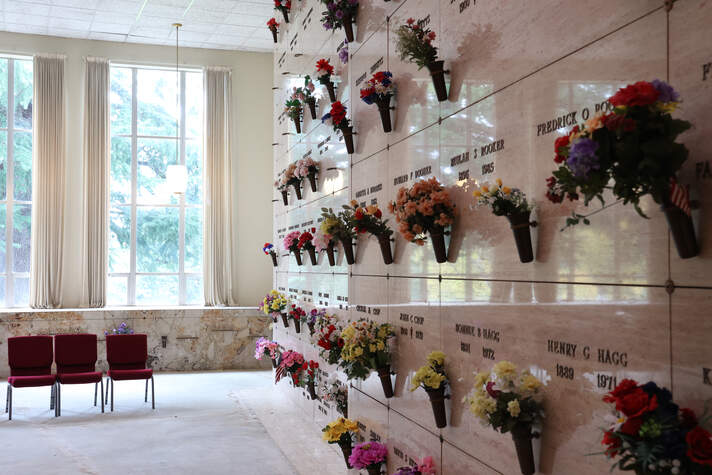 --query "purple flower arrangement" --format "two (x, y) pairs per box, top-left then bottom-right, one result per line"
(320, 0), (359, 41)
(392, 456), (436, 475)
(105, 321), (134, 335)
(566, 137), (600, 178)
(339, 41), (349, 64)
(348, 441), (387, 470)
